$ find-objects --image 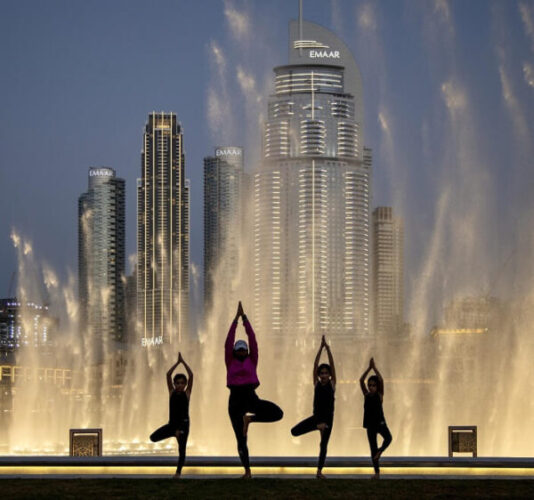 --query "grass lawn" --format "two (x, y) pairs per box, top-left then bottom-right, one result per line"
(0, 479), (533, 499)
